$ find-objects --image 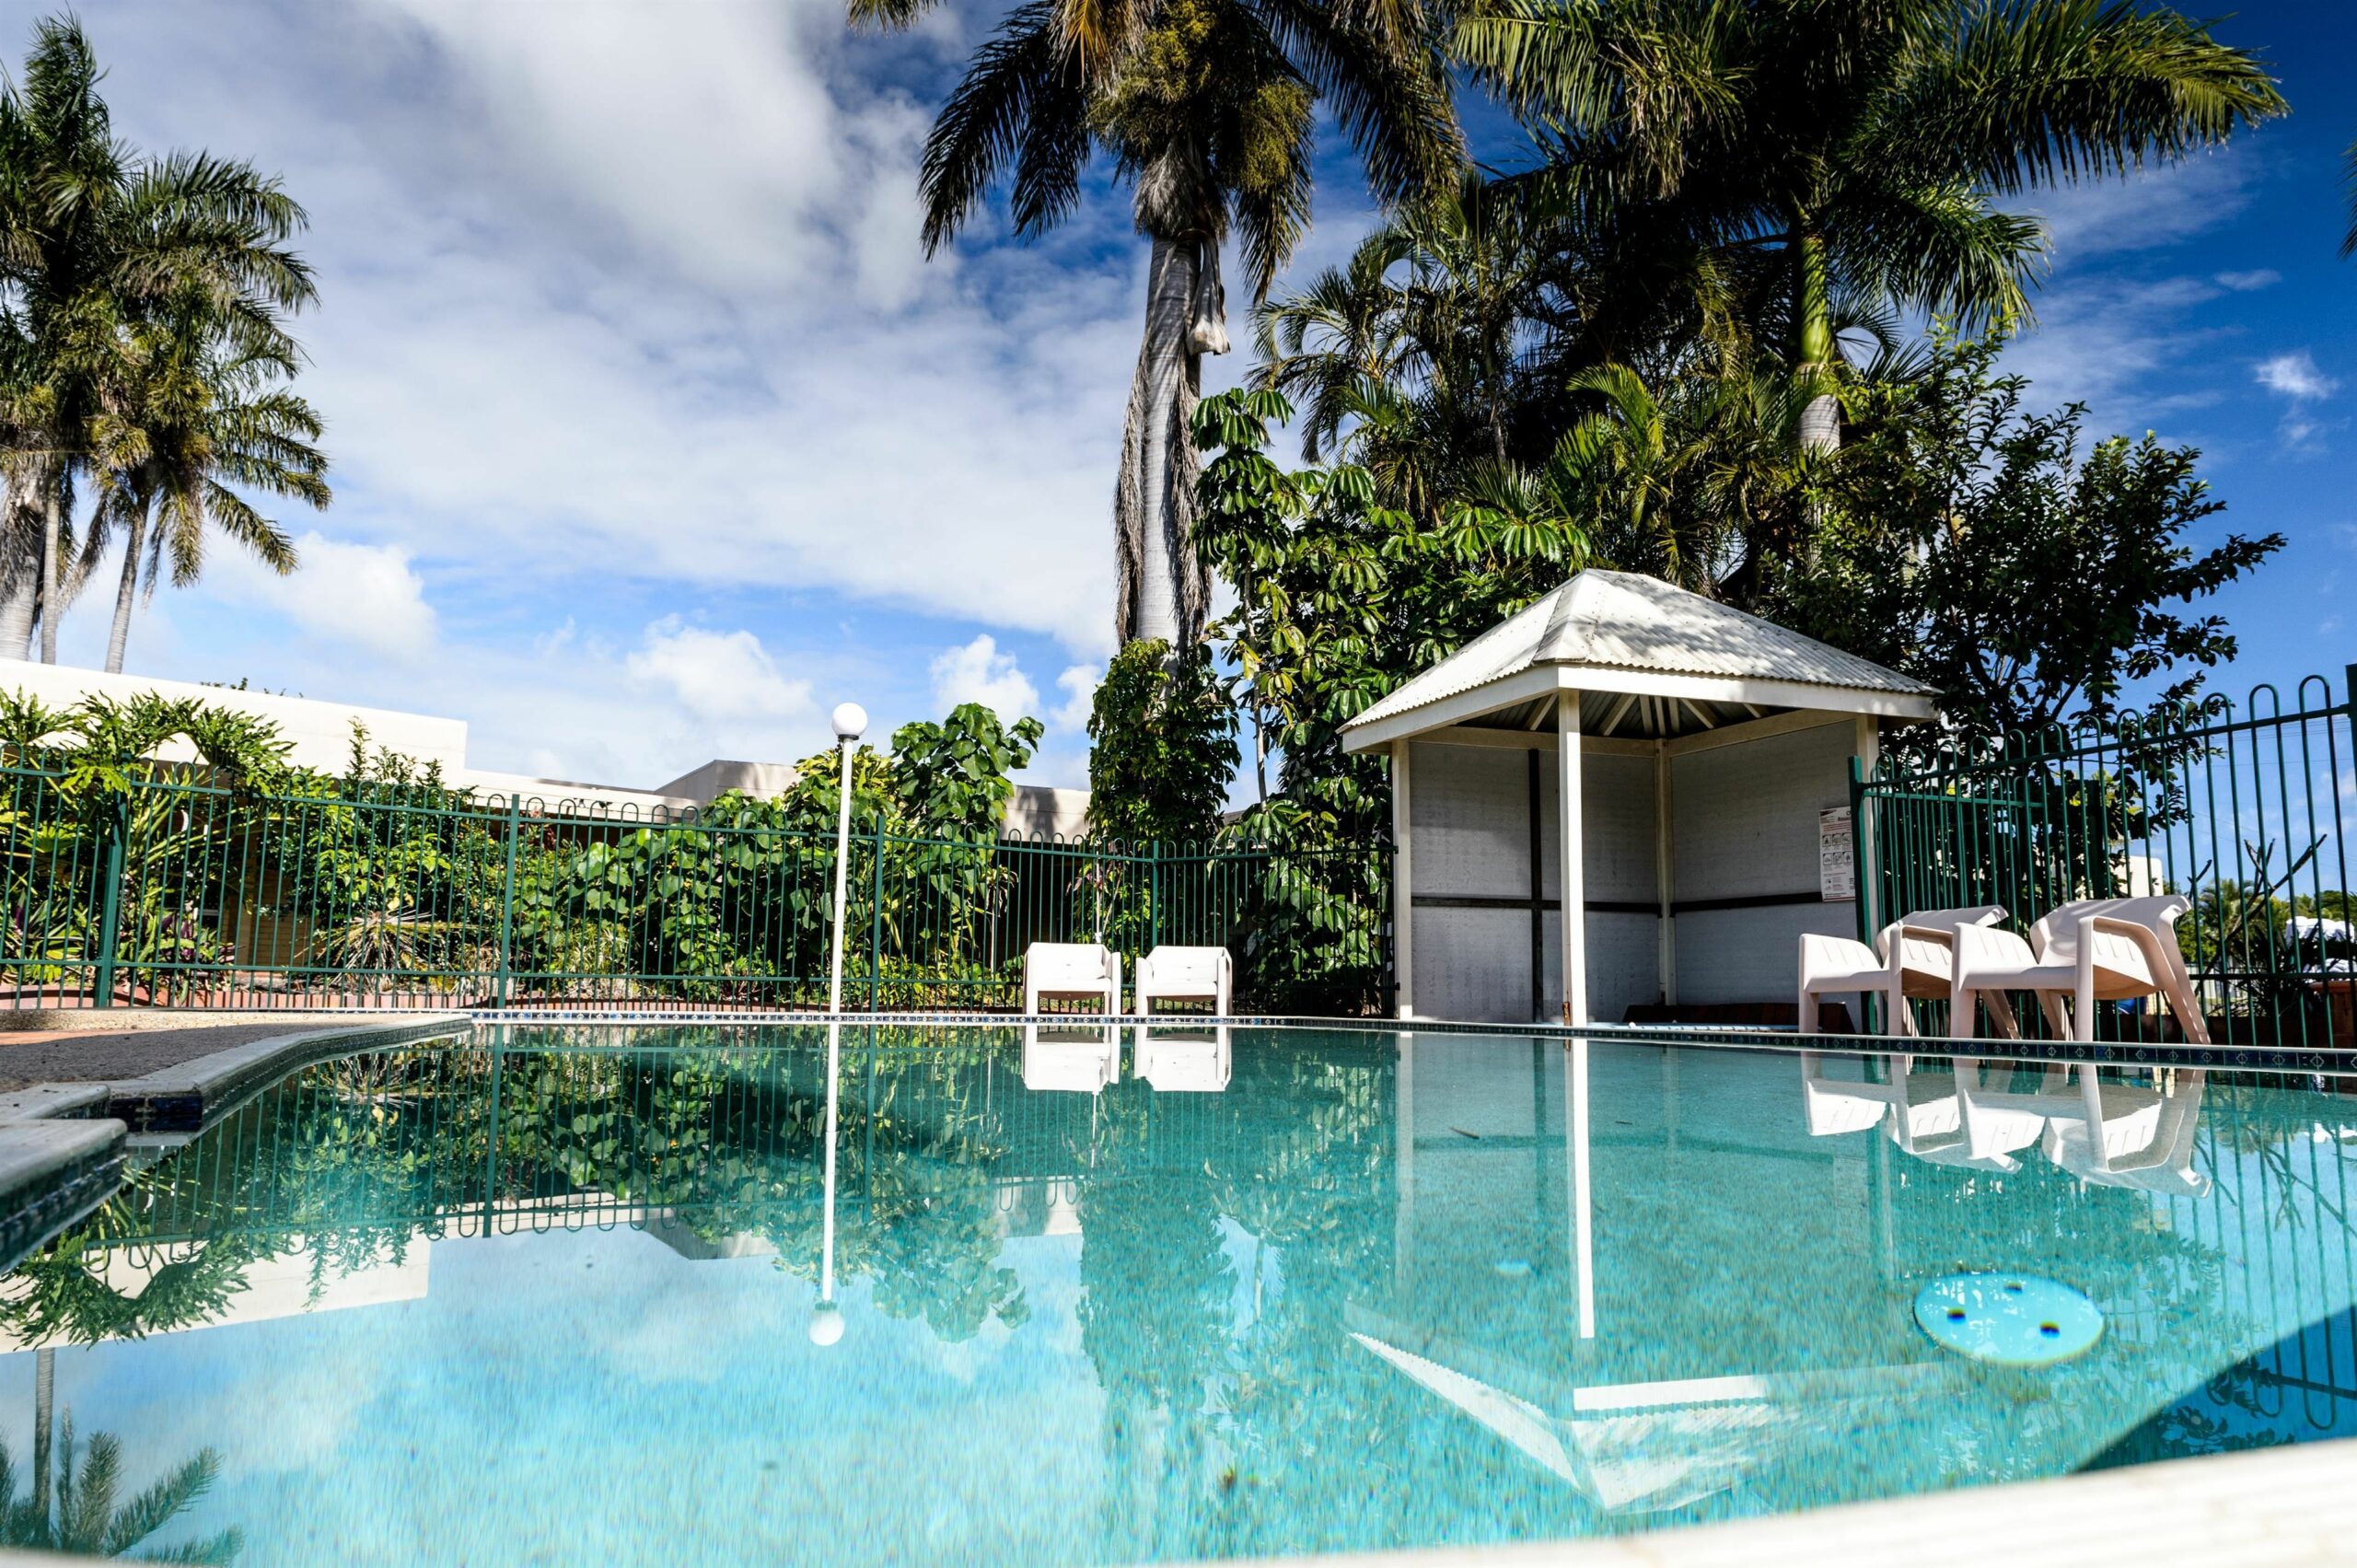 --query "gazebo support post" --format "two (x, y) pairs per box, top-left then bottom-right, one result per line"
(1654, 740), (1676, 1006)
(1557, 690), (1587, 1025)
(1391, 738), (1415, 1018)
